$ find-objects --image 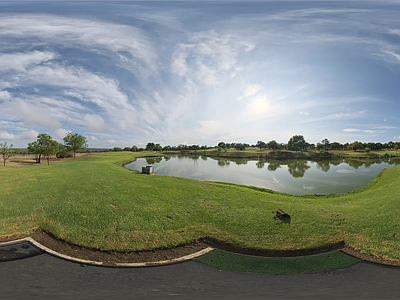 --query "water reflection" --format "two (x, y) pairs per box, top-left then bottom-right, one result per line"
(287, 160), (310, 178)
(125, 156), (400, 195)
(316, 161), (330, 172)
(145, 157), (163, 164)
